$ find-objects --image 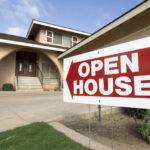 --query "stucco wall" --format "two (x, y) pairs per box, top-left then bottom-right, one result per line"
(34, 27), (86, 48)
(34, 30), (41, 42)
(0, 44), (18, 61)
(0, 52), (16, 90)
